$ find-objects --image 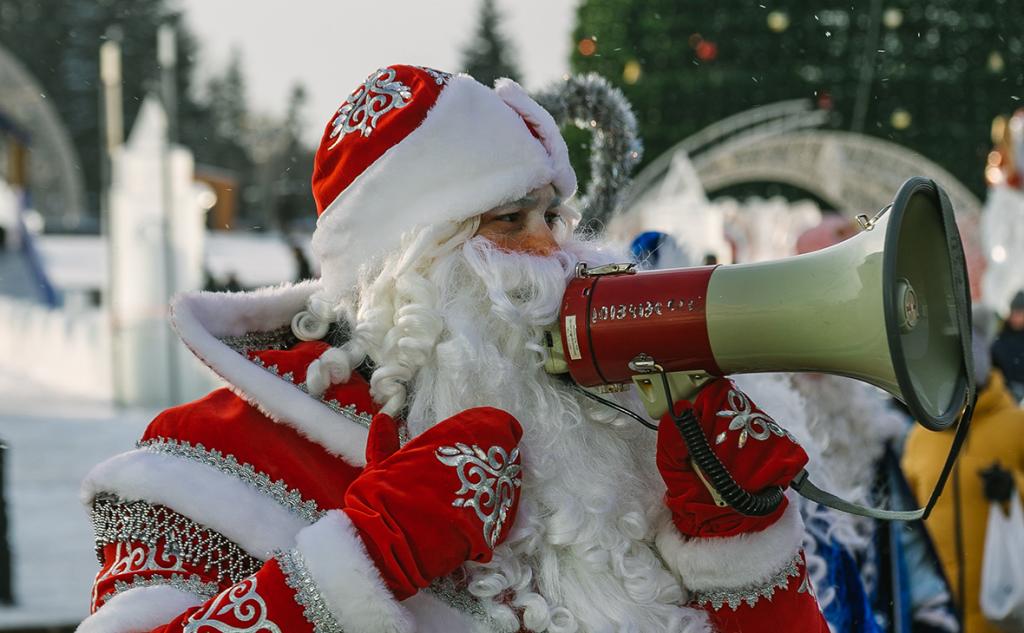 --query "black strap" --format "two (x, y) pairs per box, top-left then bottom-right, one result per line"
(790, 401), (971, 522)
